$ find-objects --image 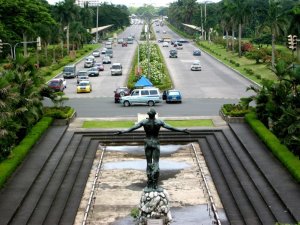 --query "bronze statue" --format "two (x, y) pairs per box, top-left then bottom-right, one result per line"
(116, 108), (189, 190)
